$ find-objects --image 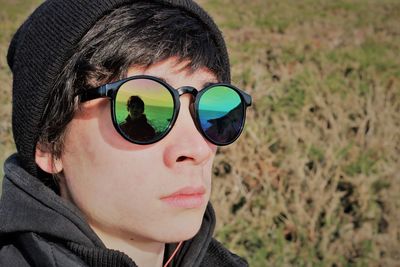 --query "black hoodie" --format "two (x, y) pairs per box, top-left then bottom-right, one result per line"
(0, 155), (248, 267)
